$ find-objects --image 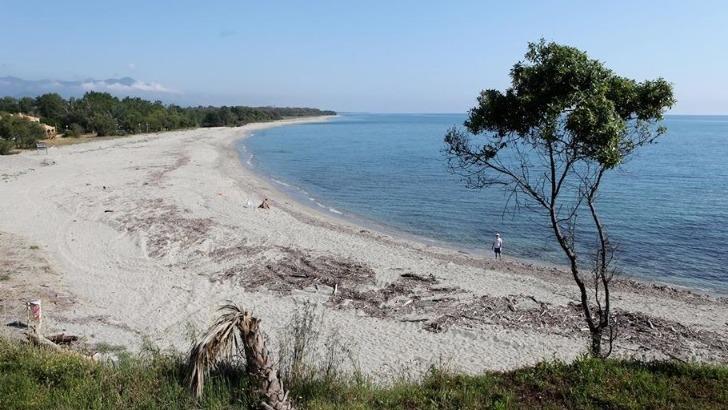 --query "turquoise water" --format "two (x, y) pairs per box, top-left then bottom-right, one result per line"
(240, 114), (728, 293)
